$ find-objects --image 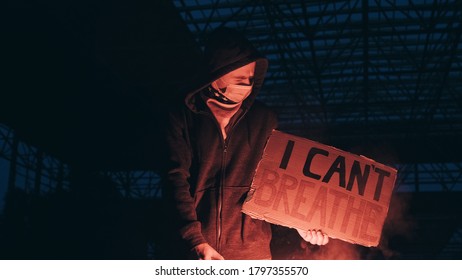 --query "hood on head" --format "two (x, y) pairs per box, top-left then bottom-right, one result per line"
(185, 27), (268, 112)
